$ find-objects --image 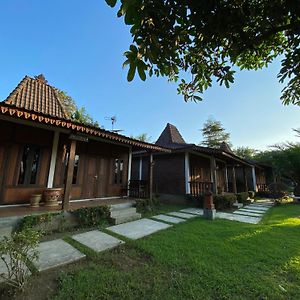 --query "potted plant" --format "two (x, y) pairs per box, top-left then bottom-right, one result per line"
(43, 188), (63, 207)
(30, 194), (42, 208)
